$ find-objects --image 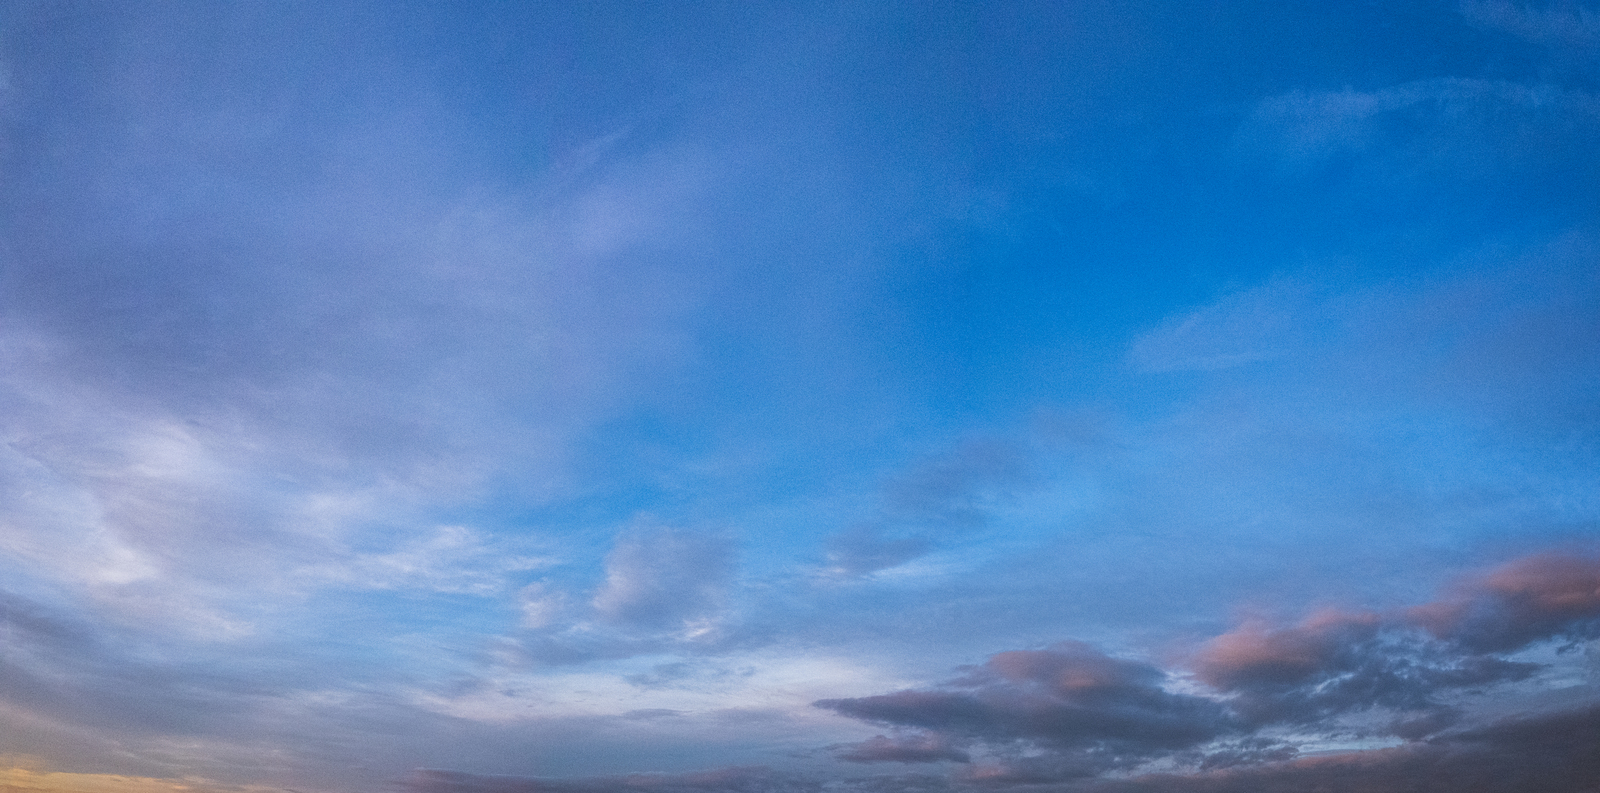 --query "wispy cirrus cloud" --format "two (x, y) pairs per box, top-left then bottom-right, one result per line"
(823, 438), (1032, 578)
(1236, 77), (1600, 176)
(1460, 0), (1600, 51)
(1126, 278), (1318, 373)
(1190, 609), (1538, 728)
